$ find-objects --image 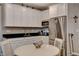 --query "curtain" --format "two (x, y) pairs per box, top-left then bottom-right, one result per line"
(56, 18), (62, 38)
(49, 16), (67, 53)
(58, 16), (65, 40)
(49, 18), (57, 45)
(58, 16), (67, 55)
